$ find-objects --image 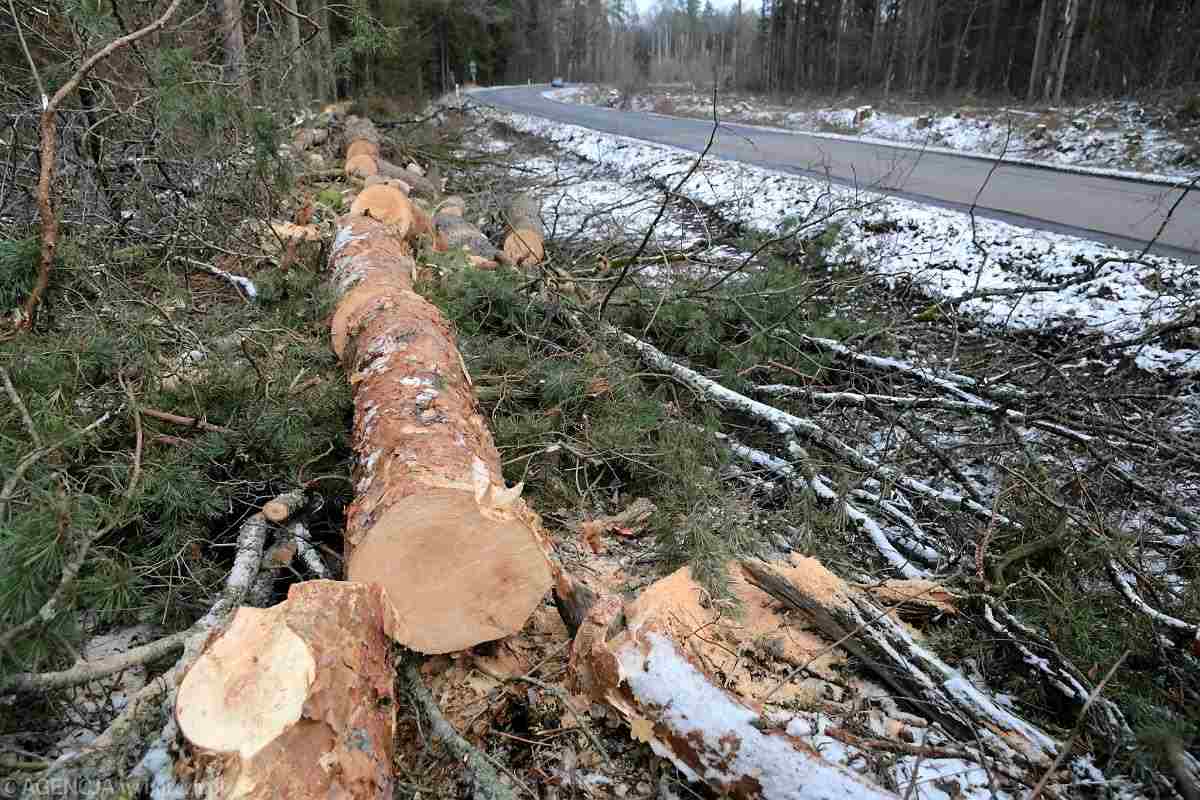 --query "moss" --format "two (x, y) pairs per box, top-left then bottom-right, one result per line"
(316, 187), (345, 211)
